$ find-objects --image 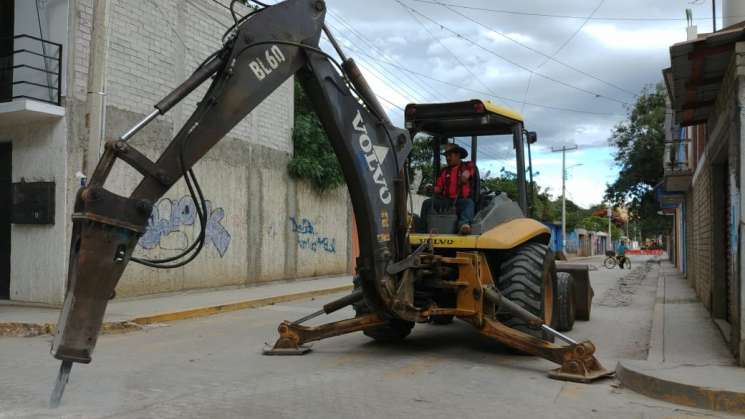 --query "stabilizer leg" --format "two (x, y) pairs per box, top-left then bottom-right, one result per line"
(264, 313), (387, 355)
(473, 317), (612, 383)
